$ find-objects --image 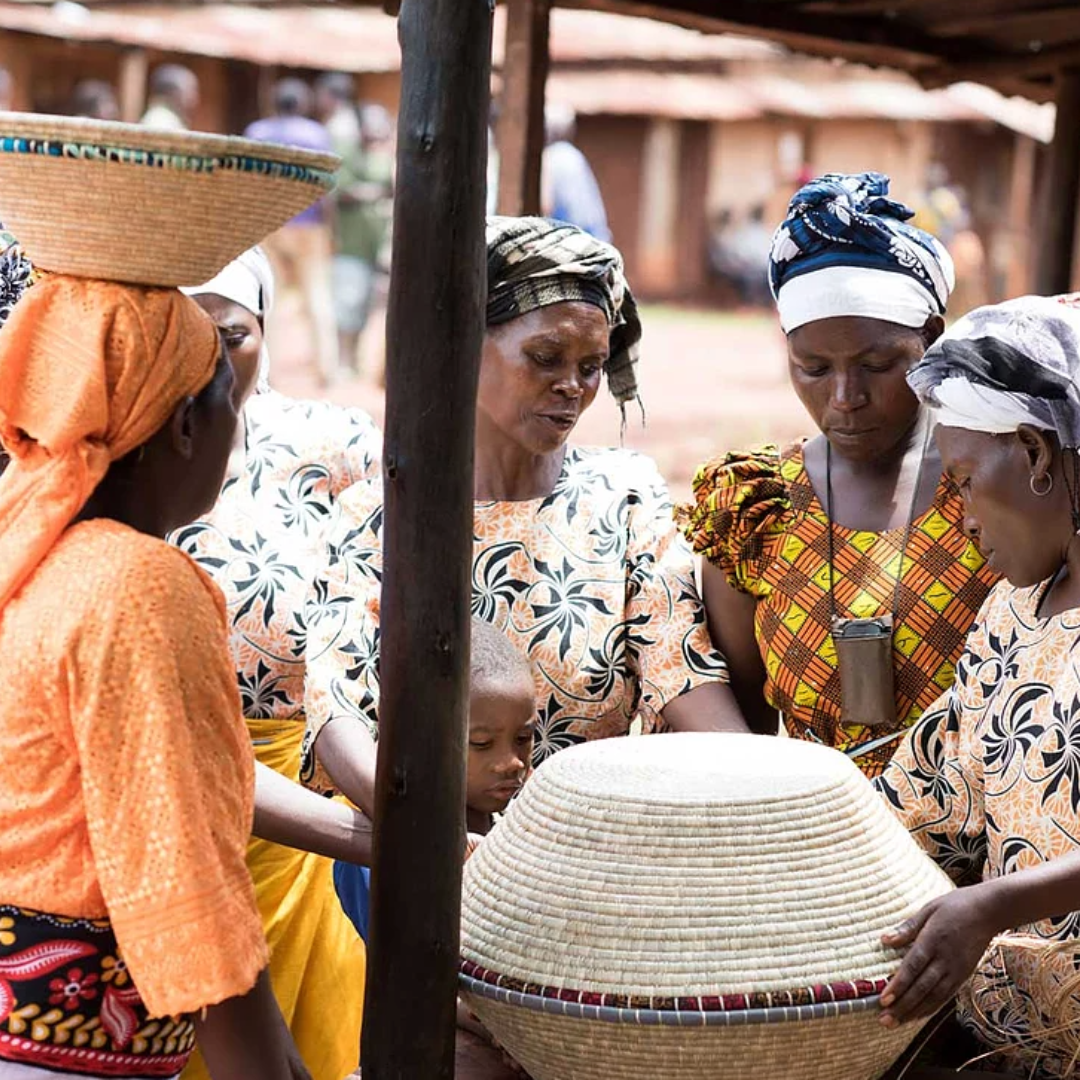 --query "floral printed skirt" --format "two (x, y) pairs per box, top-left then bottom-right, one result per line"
(0, 906), (193, 1078)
